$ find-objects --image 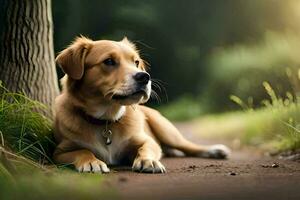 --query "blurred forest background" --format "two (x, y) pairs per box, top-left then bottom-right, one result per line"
(53, 0), (300, 118)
